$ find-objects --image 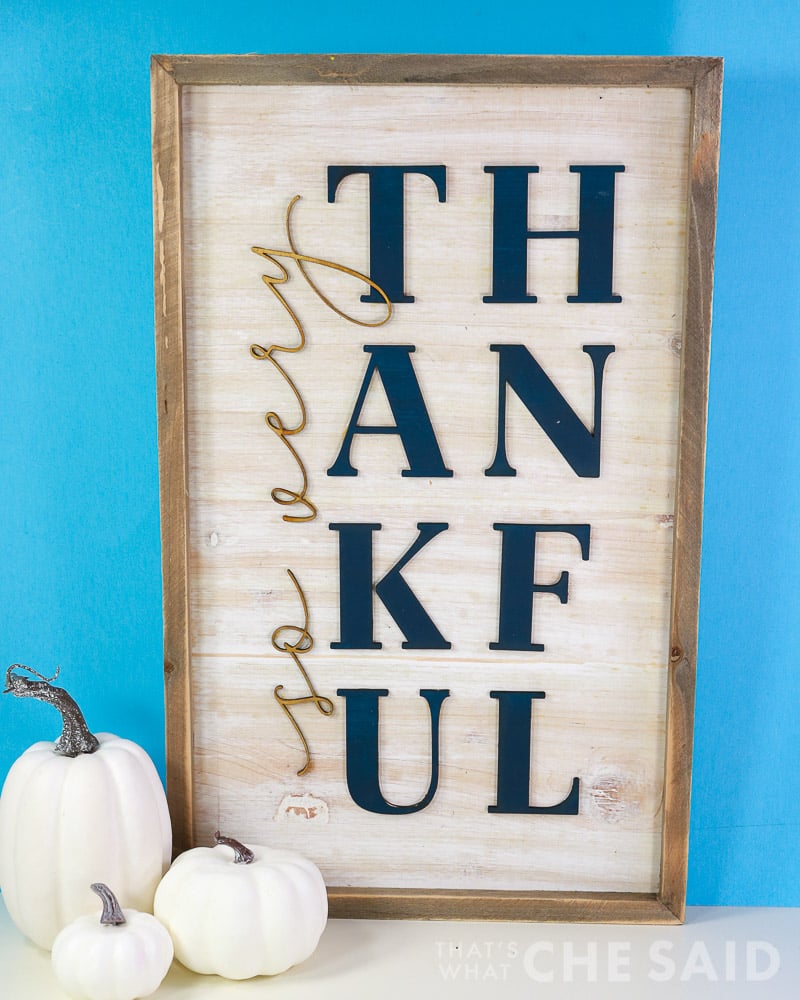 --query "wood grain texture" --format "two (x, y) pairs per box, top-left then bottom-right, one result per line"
(151, 55), (722, 921)
(180, 81), (683, 900)
(328, 889), (680, 924)
(328, 888), (681, 924)
(150, 56), (194, 855)
(659, 58), (722, 922)
(155, 53), (720, 89)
